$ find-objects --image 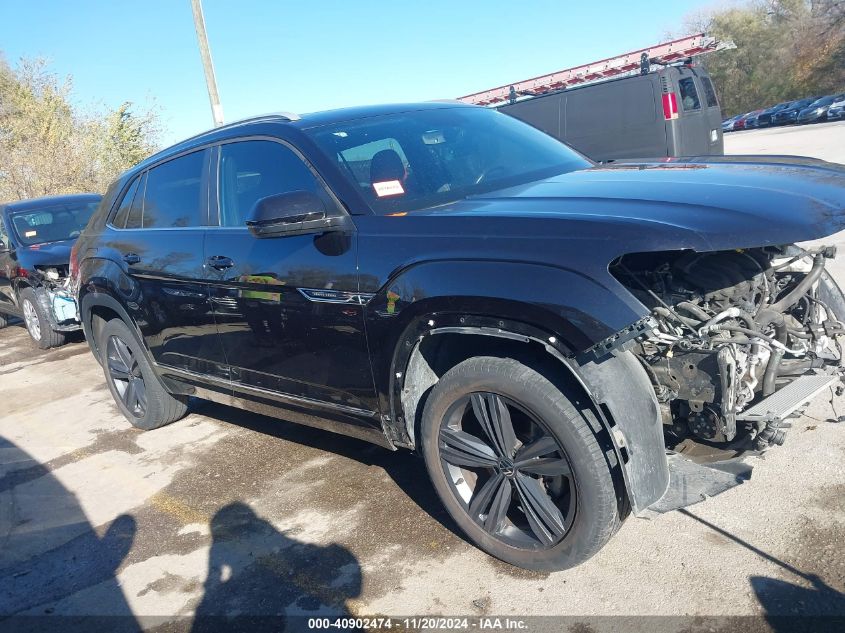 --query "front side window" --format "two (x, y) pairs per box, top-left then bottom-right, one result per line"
(699, 76), (718, 108)
(218, 140), (323, 227)
(678, 77), (701, 111)
(9, 202), (99, 246)
(141, 150), (206, 228)
(305, 107), (590, 215)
